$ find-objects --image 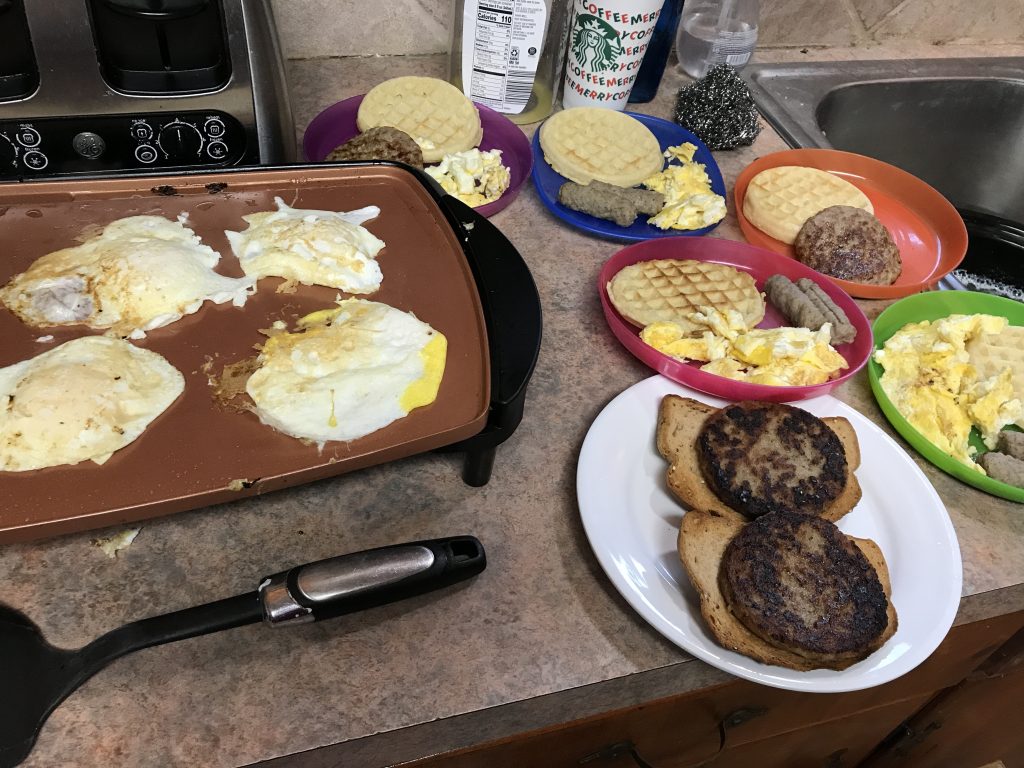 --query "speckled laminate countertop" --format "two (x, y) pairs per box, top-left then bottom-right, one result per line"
(4, 42), (1024, 768)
